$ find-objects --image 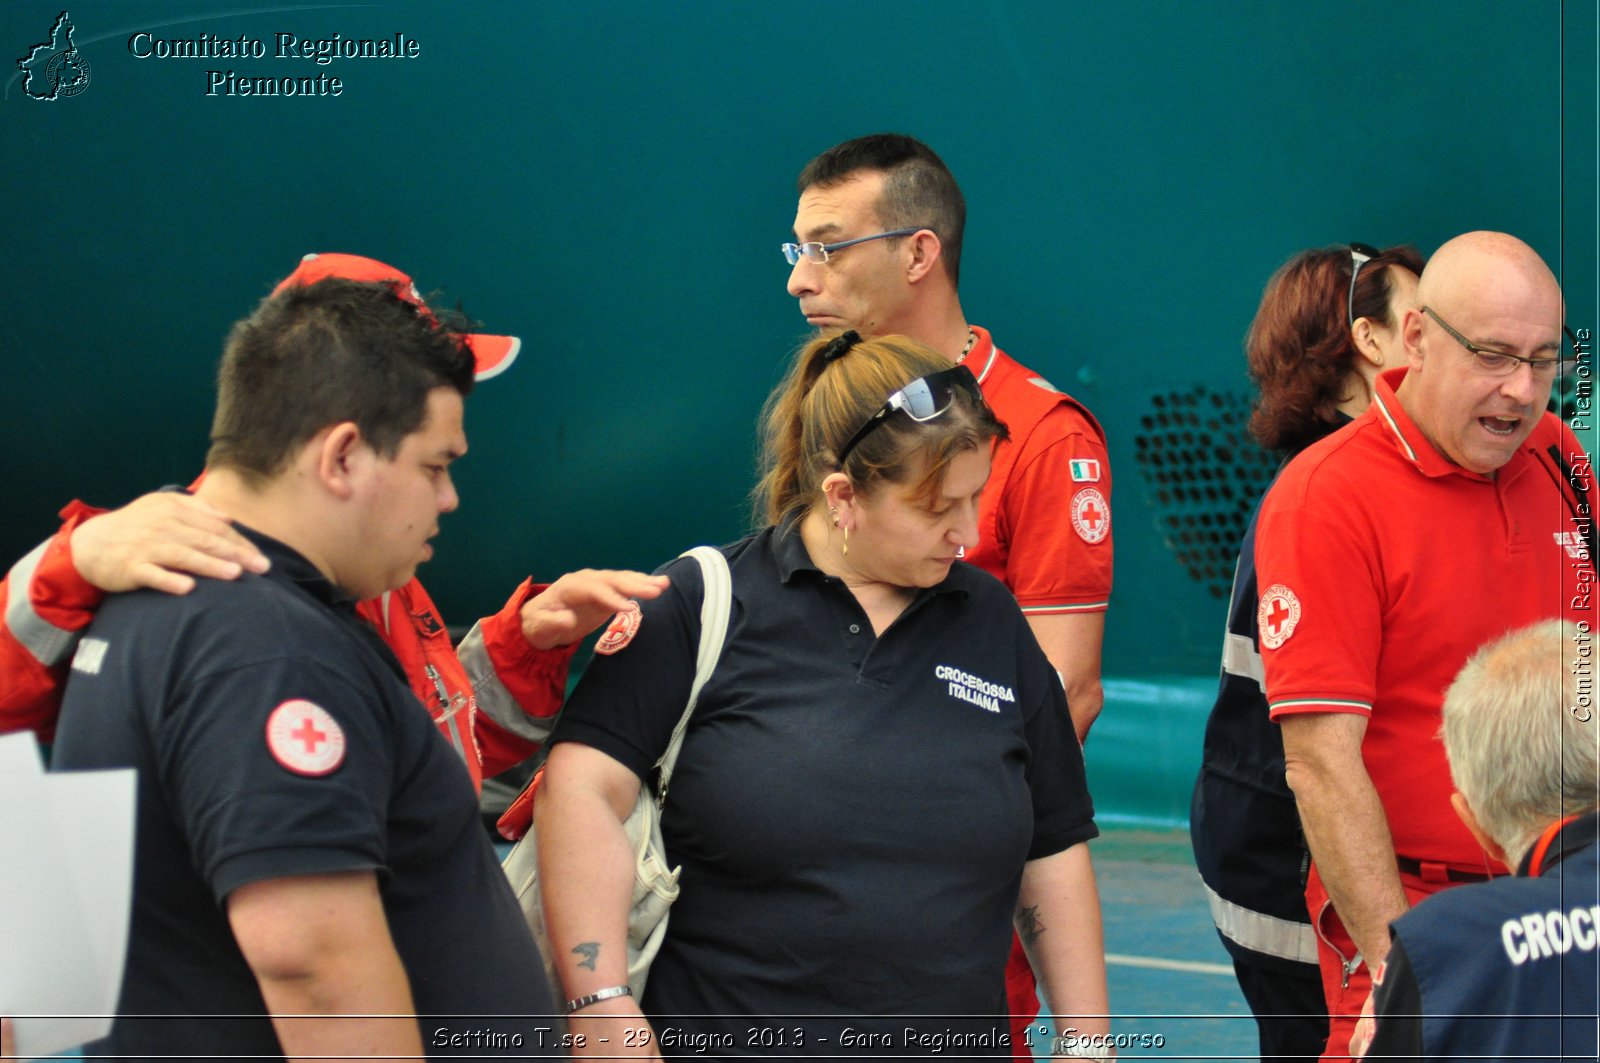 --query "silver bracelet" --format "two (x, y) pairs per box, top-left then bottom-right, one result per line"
(565, 984), (632, 1013)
